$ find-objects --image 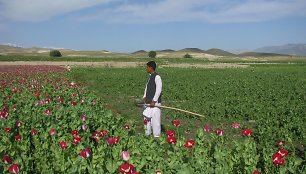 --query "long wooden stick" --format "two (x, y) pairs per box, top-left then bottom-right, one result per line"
(138, 104), (205, 118)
